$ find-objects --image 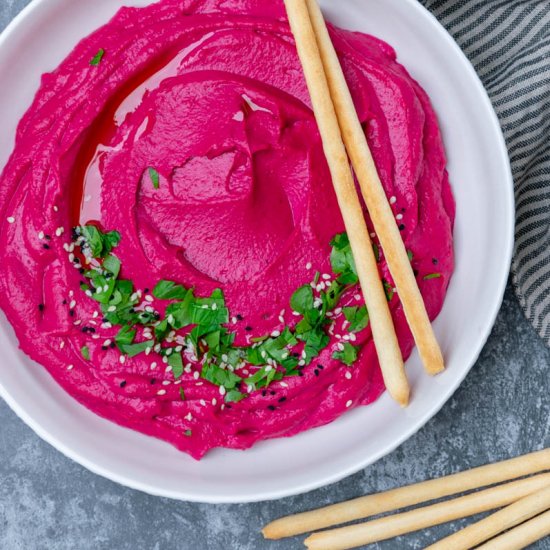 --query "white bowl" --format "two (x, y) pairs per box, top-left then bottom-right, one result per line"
(0, 0), (514, 503)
